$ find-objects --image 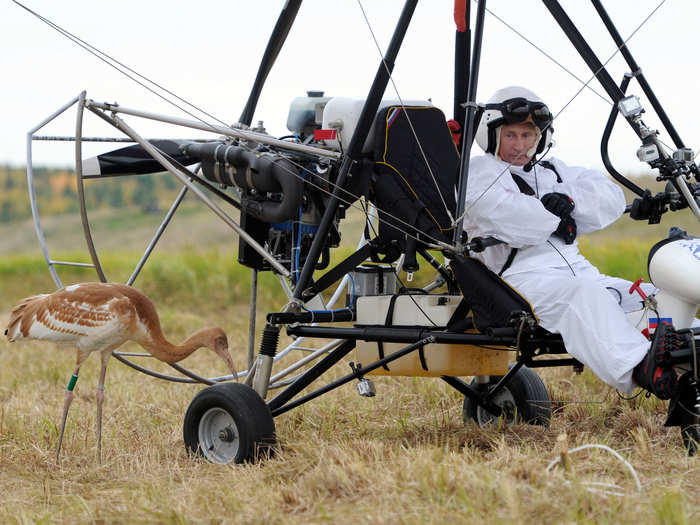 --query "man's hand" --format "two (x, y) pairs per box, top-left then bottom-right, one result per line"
(553, 216), (577, 244)
(541, 192), (575, 218)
